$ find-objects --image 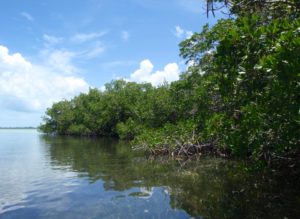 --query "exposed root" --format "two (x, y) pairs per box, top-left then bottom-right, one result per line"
(147, 140), (230, 159)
